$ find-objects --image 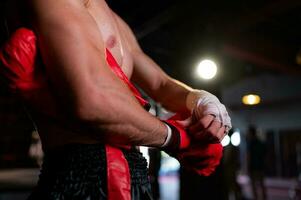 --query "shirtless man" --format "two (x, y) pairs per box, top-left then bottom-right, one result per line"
(2, 0), (231, 199)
